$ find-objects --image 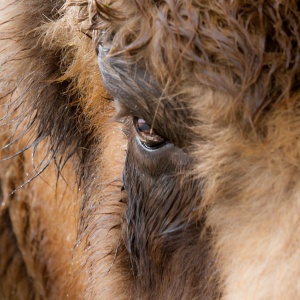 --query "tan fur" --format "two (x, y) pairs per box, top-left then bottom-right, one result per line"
(185, 89), (300, 299)
(0, 122), (85, 298)
(84, 118), (130, 300)
(2, 0), (300, 299)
